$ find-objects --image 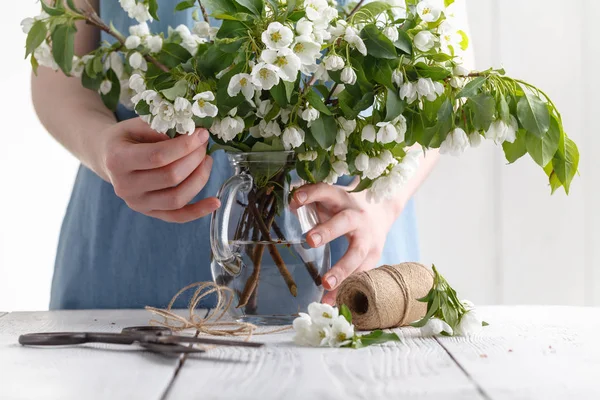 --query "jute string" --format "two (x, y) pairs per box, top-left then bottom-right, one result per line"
(145, 282), (291, 341)
(335, 262), (434, 331)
